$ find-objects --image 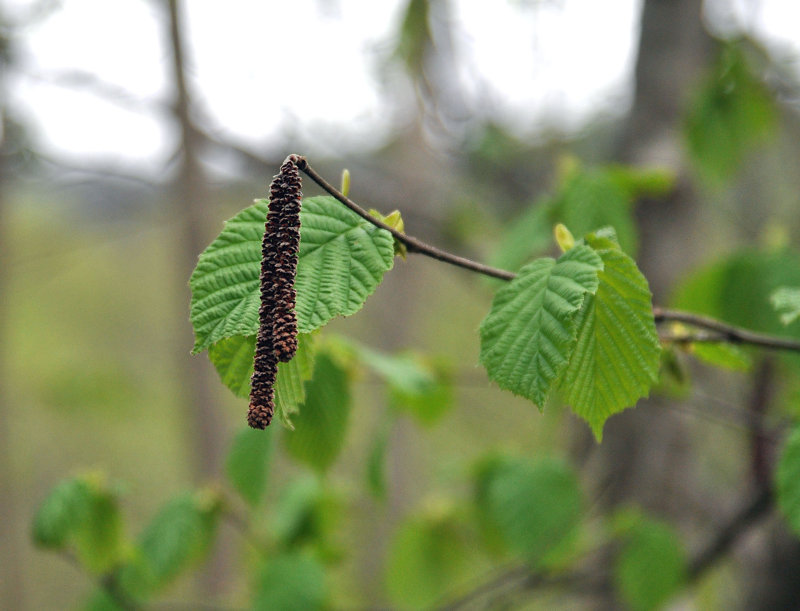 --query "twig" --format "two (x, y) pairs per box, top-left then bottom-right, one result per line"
(293, 156), (800, 355)
(654, 308), (800, 353)
(292, 155), (516, 281)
